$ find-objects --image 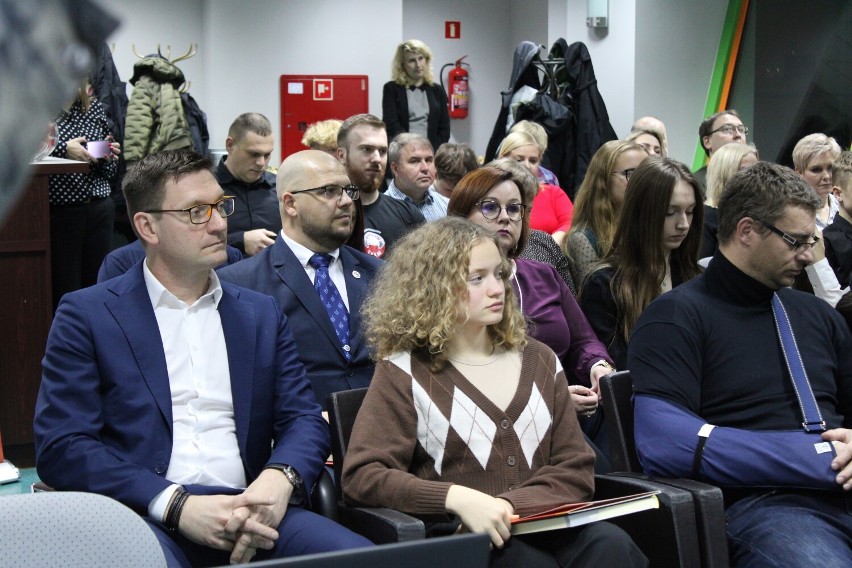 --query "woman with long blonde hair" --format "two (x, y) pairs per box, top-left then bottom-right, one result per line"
(563, 141), (647, 287)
